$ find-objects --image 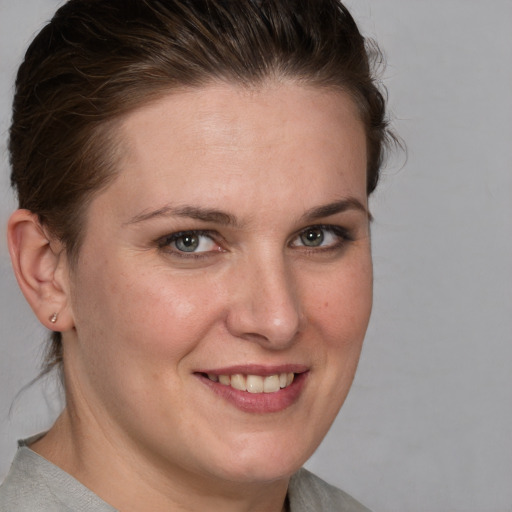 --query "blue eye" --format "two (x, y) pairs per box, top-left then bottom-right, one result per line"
(160, 231), (218, 254)
(175, 233), (200, 252)
(300, 227), (325, 247)
(293, 226), (349, 250)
